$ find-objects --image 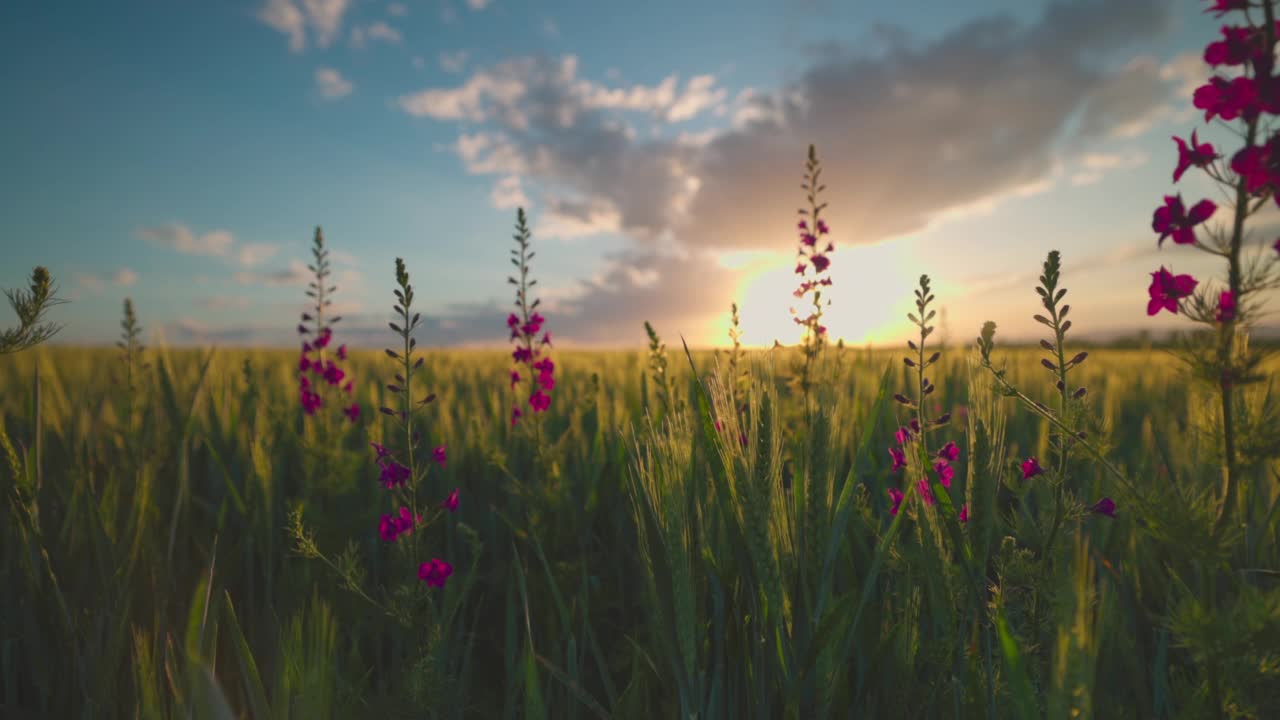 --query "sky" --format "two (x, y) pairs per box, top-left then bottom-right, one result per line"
(2, 0), (1278, 349)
